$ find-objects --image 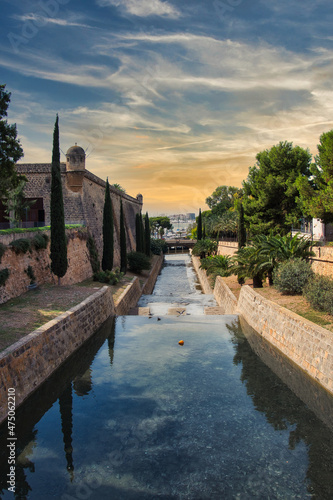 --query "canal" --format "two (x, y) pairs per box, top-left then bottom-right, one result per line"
(0, 255), (332, 499)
